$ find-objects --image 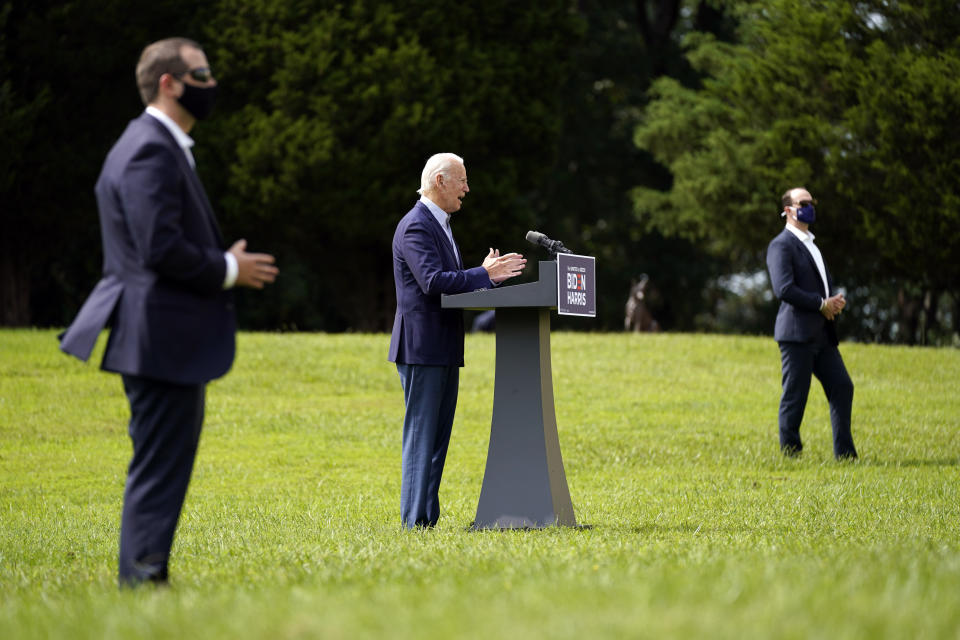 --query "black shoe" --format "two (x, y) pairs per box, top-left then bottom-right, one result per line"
(119, 560), (169, 588)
